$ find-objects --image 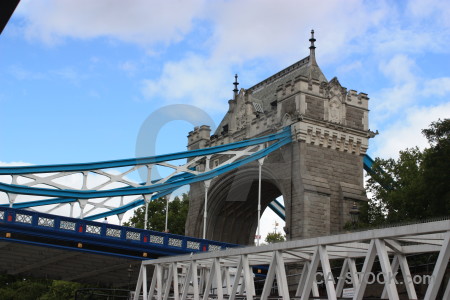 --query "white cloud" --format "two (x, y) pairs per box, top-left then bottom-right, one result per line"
(371, 55), (450, 126)
(372, 82), (417, 122)
(407, 0), (450, 27)
(17, 0), (450, 70)
(371, 28), (446, 55)
(205, 0), (386, 65)
(380, 54), (417, 85)
(14, 0), (450, 64)
(371, 55), (419, 122)
(10, 65), (46, 80)
(0, 161), (32, 167)
(372, 102), (450, 159)
(17, 0), (205, 45)
(118, 61), (138, 76)
(14, 0), (390, 65)
(141, 55), (231, 112)
(337, 61), (363, 75)
(422, 77), (450, 97)
(51, 67), (85, 85)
